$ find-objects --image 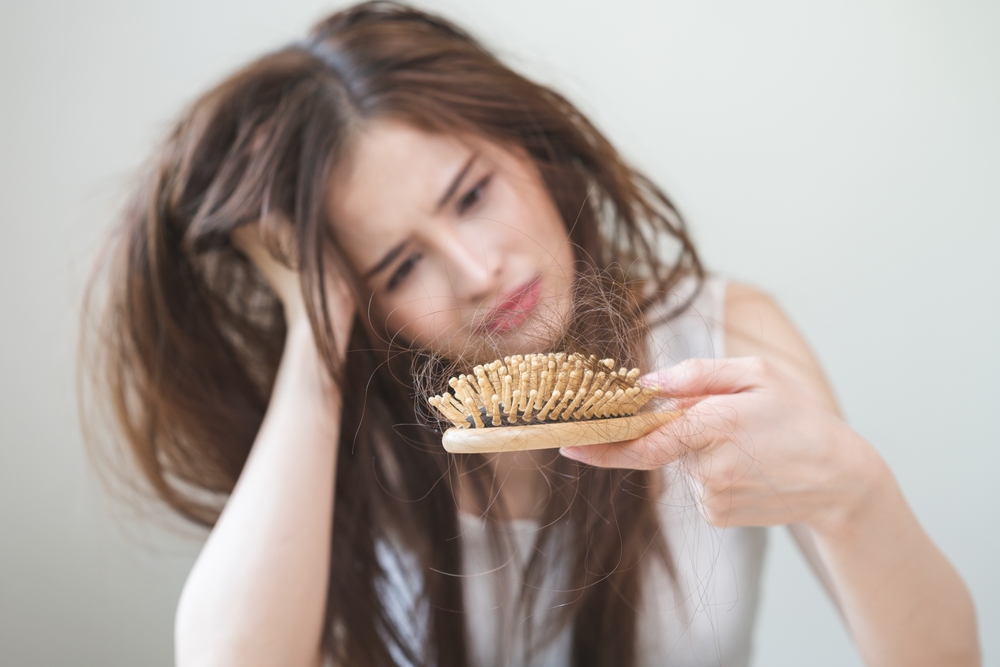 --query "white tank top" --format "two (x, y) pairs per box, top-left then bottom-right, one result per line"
(375, 276), (768, 667)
